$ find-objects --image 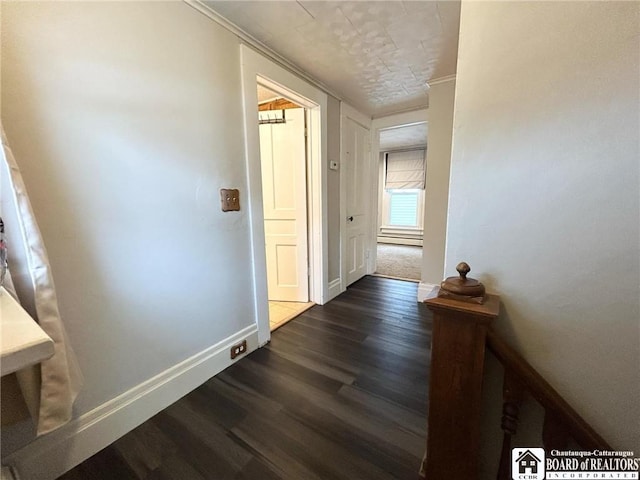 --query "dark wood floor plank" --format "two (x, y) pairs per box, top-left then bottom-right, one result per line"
(145, 453), (207, 480)
(233, 457), (284, 480)
(66, 444), (139, 480)
(229, 417), (328, 480)
(203, 372), (284, 419)
(263, 343), (358, 385)
(180, 383), (248, 431)
(273, 324), (425, 380)
(111, 420), (179, 479)
(337, 384), (428, 438)
(282, 394), (424, 476)
(157, 399), (253, 475)
(246, 346), (346, 394)
(58, 276), (432, 480)
(266, 408), (401, 480)
(353, 373), (428, 414)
